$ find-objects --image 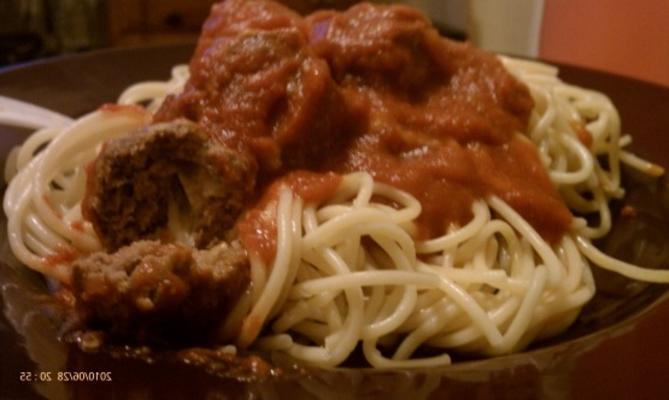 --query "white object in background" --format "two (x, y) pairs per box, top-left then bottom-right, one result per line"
(0, 95), (73, 130)
(468, 0), (545, 57)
